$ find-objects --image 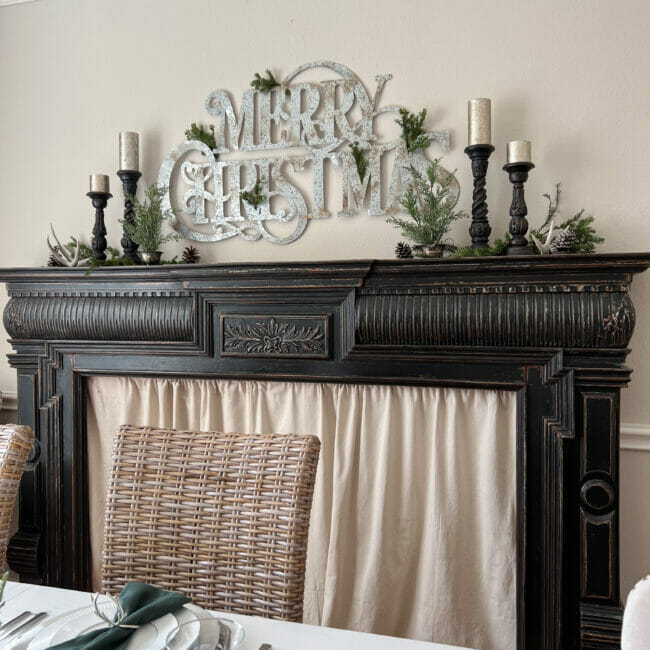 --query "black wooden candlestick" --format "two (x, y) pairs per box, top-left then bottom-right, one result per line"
(117, 170), (142, 263)
(86, 191), (112, 261)
(503, 161), (536, 256)
(464, 144), (495, 247)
